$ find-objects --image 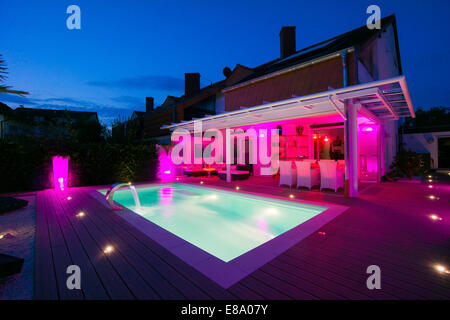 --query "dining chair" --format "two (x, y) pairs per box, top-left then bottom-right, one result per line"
(295, 160), (320, 190)
(279, 161), (295, 188)
(319, 160), (344, 192)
